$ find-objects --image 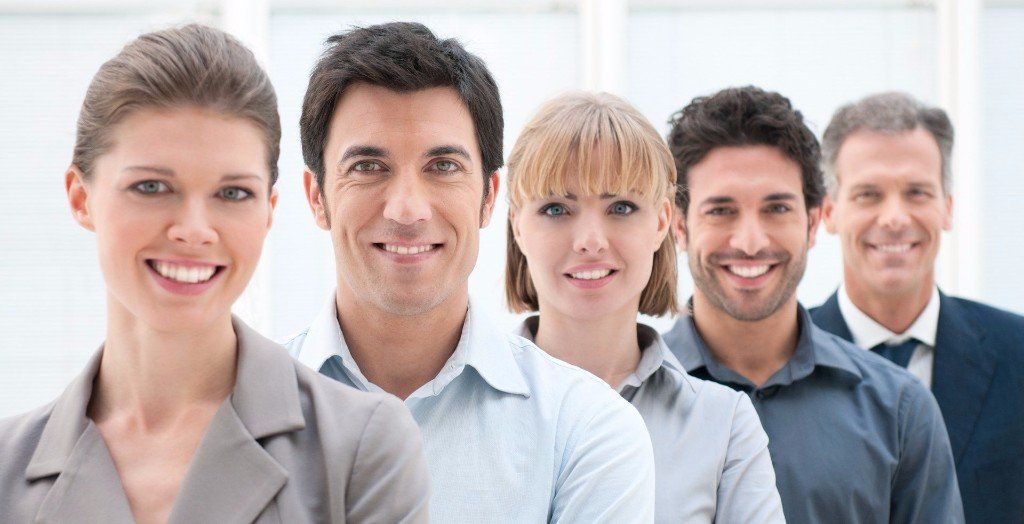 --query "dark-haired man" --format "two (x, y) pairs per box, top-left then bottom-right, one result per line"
(811, 92), (1024, 523)
(284, 22), (654, 522)
(661, 86), (963, 523)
